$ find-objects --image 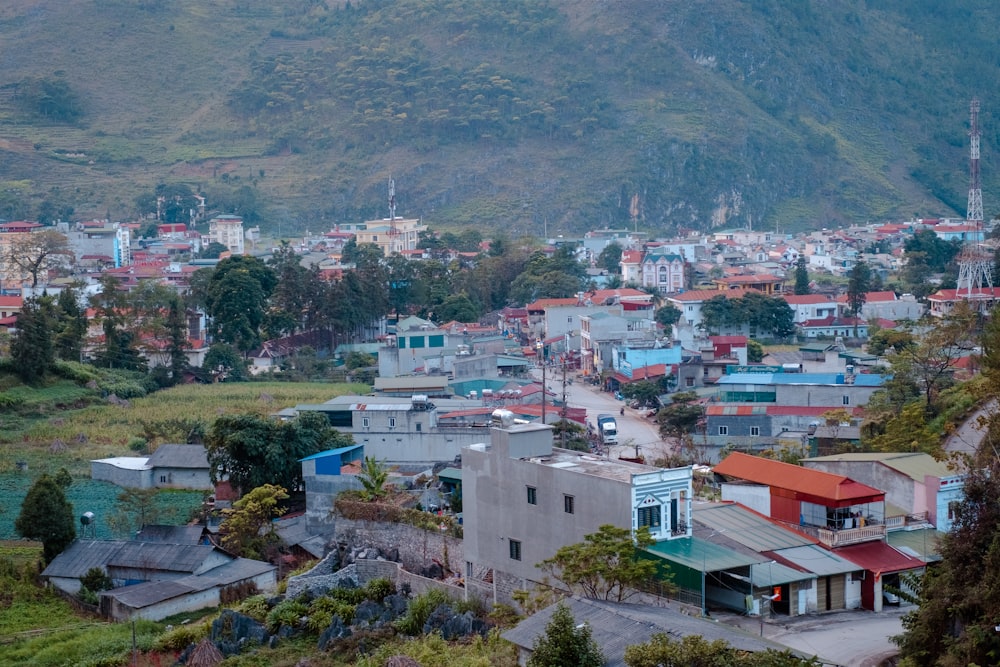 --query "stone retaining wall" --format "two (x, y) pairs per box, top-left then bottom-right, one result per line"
(287, 557), (466, 601)
(334, 517), (463, 574)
